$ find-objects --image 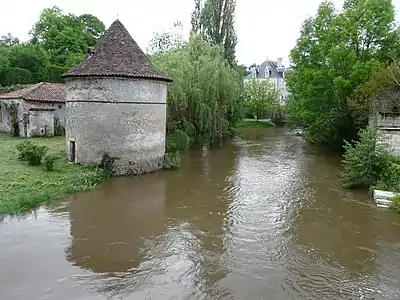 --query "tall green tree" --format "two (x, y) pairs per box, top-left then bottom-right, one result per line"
(0, 43), (50, 86)
(287, 0), (399, 146)
(244, 79), (279, 121)
(190, 0), (237, 65)
(0, 6), (105, 86)
(8, 44), (50, 83)
(29, 6), (105, 67)
(0, 34), (20, 46)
